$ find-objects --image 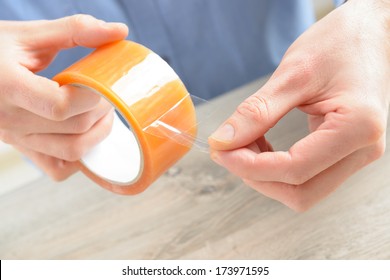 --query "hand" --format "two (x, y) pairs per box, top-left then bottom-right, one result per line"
(209, 0), (390, 211)
(0, 15), (128, 180)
